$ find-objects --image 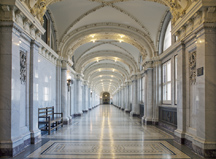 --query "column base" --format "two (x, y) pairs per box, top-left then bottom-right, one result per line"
(130, 111), (140, 117)
(158, 122), (177, 133)
(30, 129), (41, 144)
(174, 129), (216, 158)
(144, 118), (153, 125)
(0, 133), (33, 157)
(83, 110), (88, 113)
(63, 117), (70, 125)
(74, 112), (83, 117)
(124, 109), (131, 113)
